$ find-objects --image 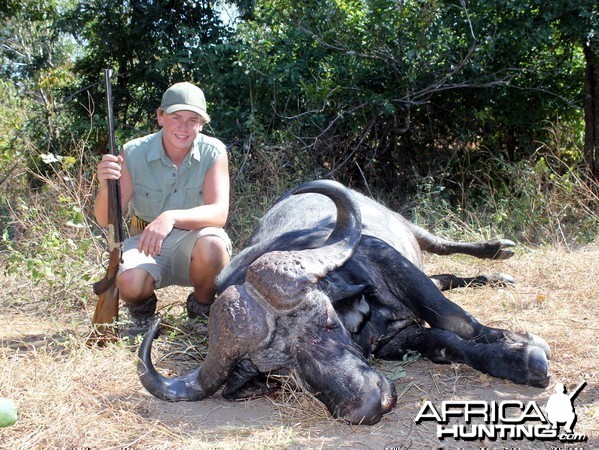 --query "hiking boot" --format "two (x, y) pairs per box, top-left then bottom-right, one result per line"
(121, 293), (159, 339)
(121, 314), (159, 339)
(185, 292), (211, 331)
